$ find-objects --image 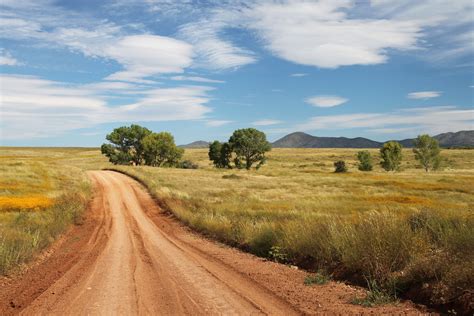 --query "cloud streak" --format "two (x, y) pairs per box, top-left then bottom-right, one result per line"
(1, 74), (213, 139)
(407, 91), (442, 100)
(296, 106), (474, 136)
(306, 95), (348, 108)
